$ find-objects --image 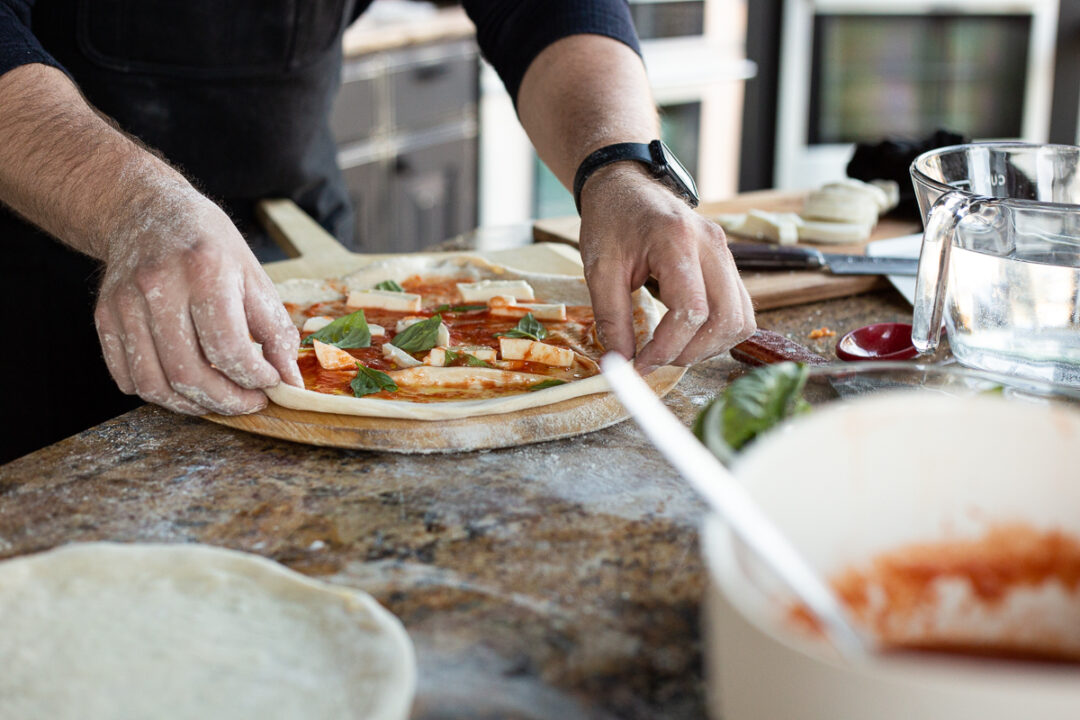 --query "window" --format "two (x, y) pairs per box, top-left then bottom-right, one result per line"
(809, 14), (1030, 144)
